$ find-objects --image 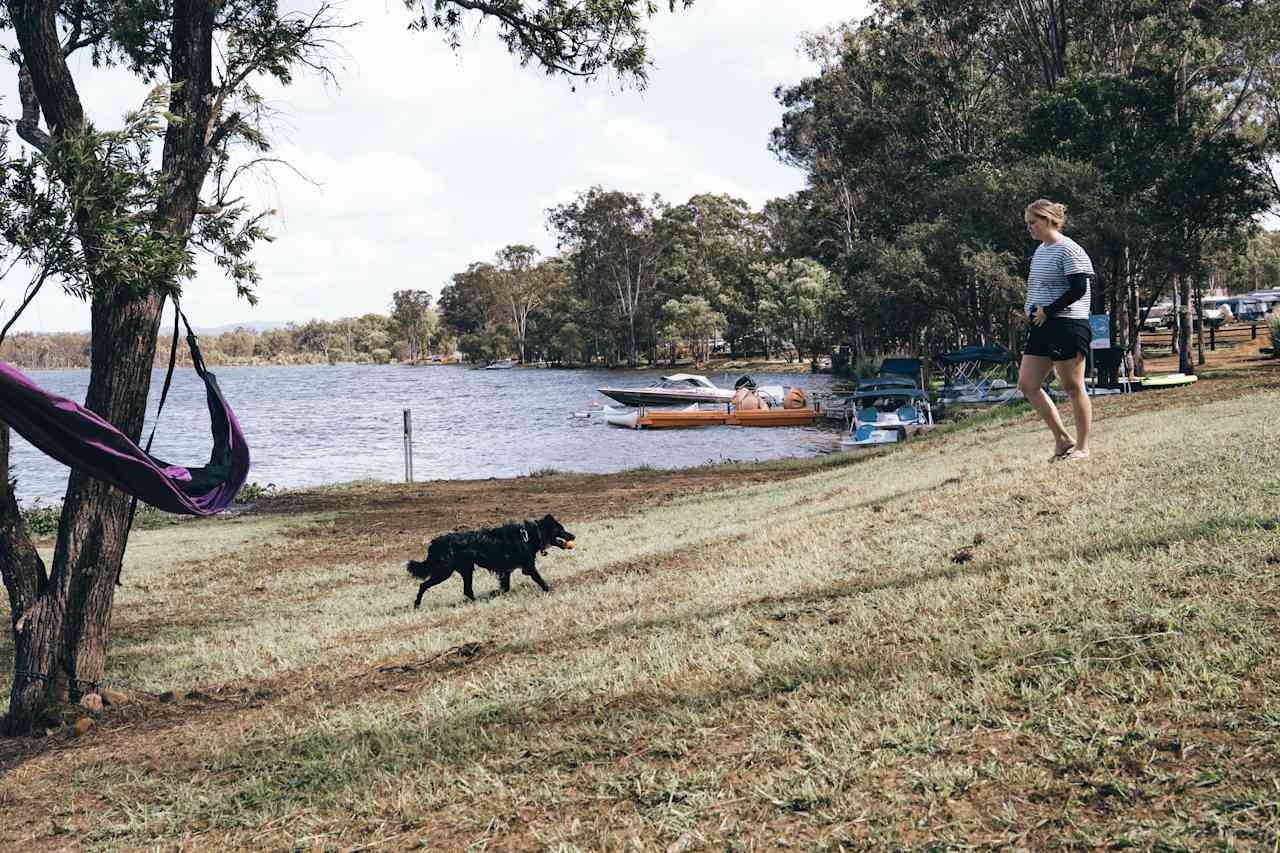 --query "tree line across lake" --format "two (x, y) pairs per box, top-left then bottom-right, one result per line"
(433, 2), (1280, 375)
(8, 3), (1280, 376)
